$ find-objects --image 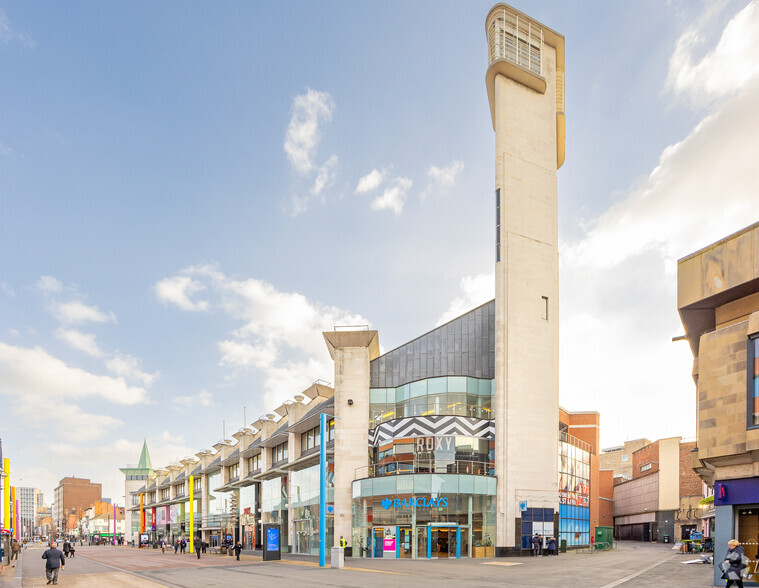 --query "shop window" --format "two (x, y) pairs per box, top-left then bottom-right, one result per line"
(750, 336), (759, 427)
